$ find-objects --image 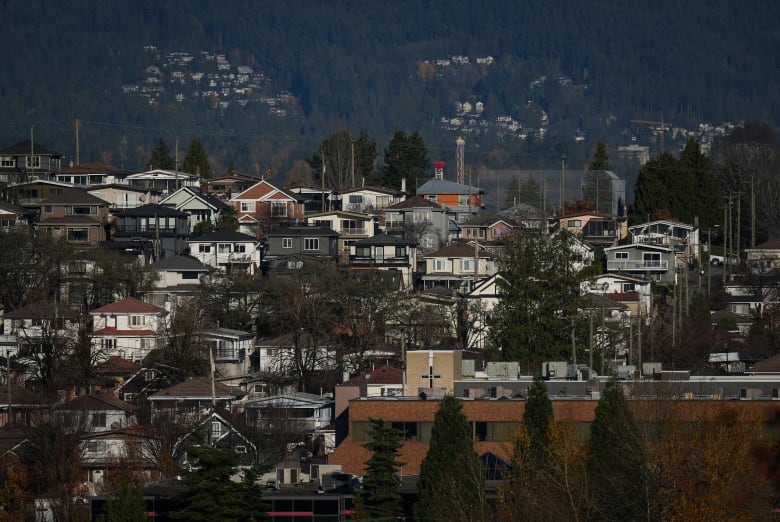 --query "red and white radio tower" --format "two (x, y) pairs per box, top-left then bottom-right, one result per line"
(456, 137), (465, 184)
